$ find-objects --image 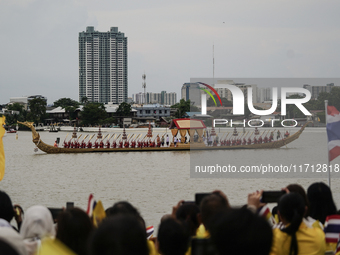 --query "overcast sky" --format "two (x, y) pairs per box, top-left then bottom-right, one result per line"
(1, 0), (339, 105)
